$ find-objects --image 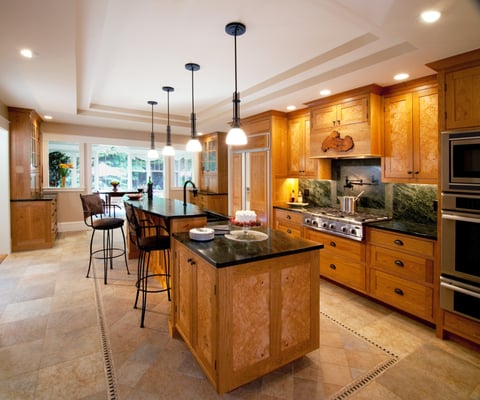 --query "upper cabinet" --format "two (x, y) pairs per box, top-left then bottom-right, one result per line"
(382, 77), (438, 183)
(286, 110), (318, 178)
(198, 132), (228, 193)
(427, 49), (480, 131)
(9, 107), (43, 199)
(307, 85), (383, 158)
